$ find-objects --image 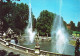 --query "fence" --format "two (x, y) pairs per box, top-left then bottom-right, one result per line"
(0, 38), (73, 56)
